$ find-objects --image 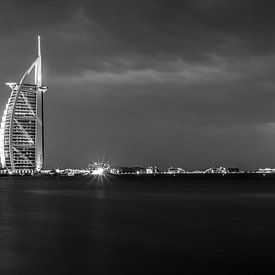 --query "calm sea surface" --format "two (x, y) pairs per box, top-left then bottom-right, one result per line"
(1, 175), (275, 274)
